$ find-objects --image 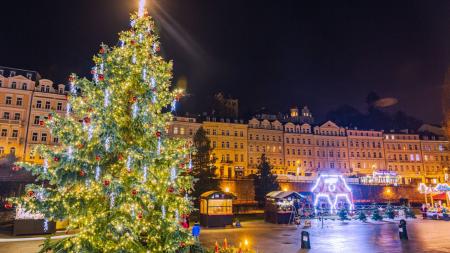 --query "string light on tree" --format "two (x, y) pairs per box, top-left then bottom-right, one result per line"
(12, 0), (193, 252)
